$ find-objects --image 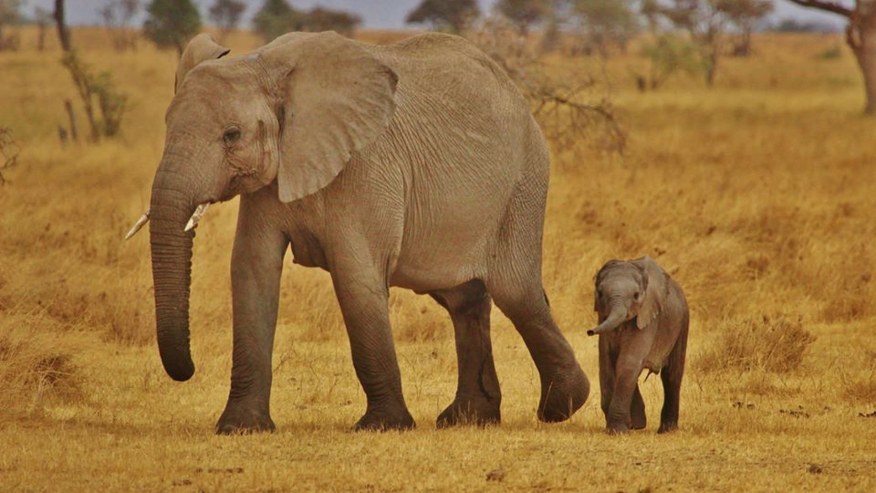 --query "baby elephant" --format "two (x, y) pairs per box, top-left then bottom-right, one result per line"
(588, 256), (689, 434)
